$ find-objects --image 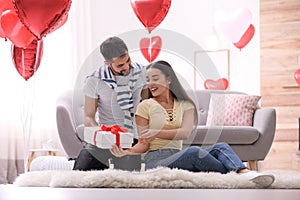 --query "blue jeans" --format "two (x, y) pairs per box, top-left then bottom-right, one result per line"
(144, 142), (246, 174)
